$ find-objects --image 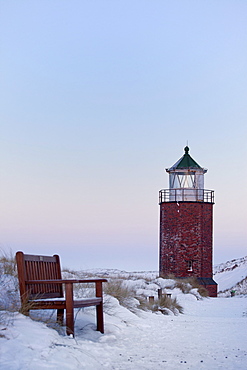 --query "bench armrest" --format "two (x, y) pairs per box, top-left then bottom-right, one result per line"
(26, 279), (107, 298)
